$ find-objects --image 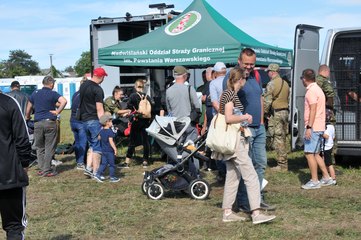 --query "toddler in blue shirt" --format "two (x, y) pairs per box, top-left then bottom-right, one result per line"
(95, 113), (120, 183)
